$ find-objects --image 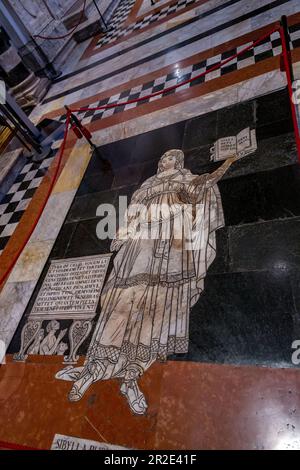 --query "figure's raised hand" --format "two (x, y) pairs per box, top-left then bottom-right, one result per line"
(226, 154), (239, 162)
